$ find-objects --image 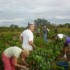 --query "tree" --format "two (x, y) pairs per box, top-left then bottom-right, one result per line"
(34, 18), (50, 27)
(10, 24), (18, 28)
(64, 23), (70, 28)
